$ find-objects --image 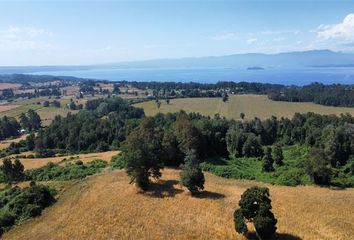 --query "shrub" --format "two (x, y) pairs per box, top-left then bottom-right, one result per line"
(111, 154), (126, 169)
(25, 160), (108, 181)
(0, 184), (56, 235)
